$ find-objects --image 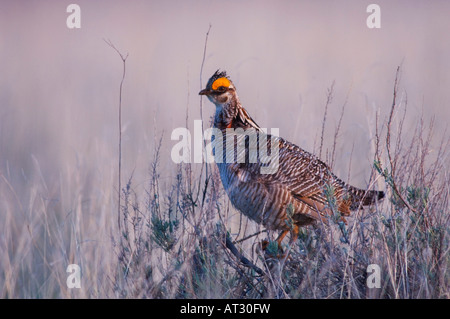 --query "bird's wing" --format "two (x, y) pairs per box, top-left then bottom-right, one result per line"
(278, 138), (334, 196)
(236, 107), (261, 130)
(257, 136), (341, 220)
